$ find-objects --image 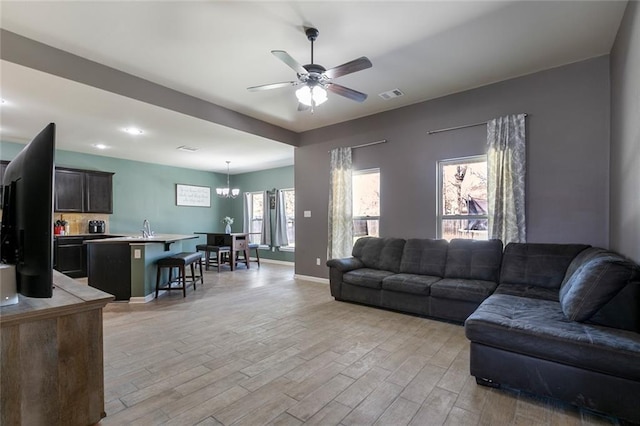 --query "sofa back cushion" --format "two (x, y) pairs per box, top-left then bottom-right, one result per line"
(352, 237), (406, 273)
(559, 249), (640, 322)
(500, 243), (590, 289)
(443, 239), (503, 282)
(400, 238), (448, 276)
